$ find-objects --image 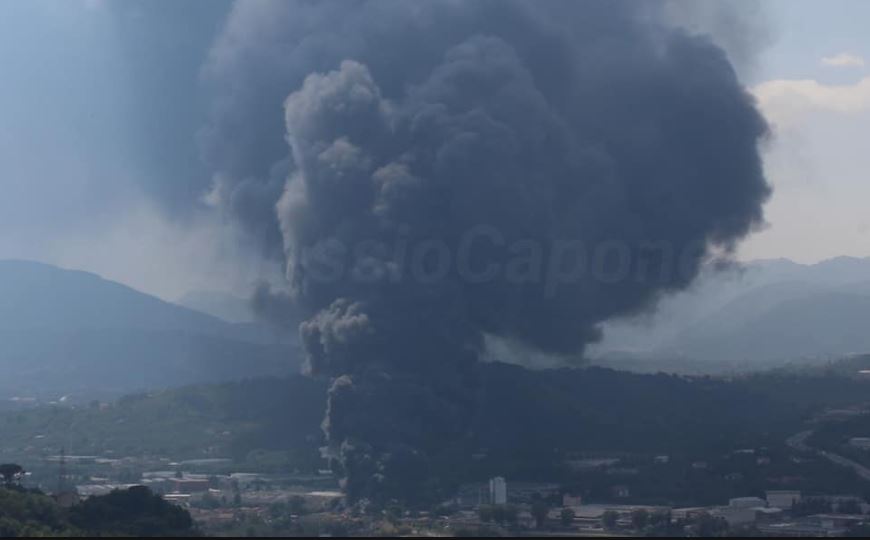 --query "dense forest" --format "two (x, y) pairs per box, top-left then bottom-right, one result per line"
(5, 362), (870, 488)
(0, 485), (197, 537)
